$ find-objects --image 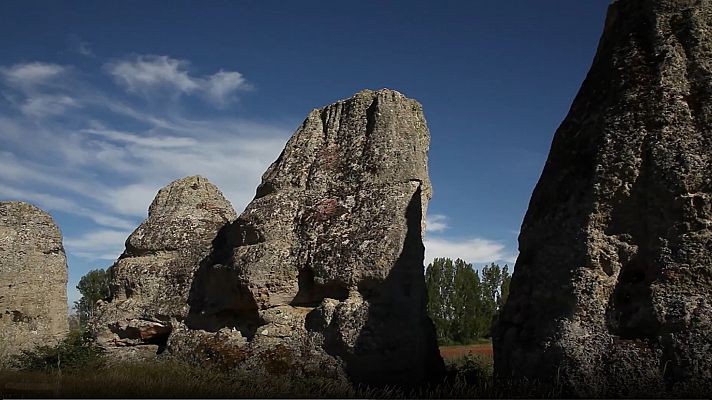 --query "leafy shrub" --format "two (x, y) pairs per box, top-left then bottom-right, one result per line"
(11, 330), (104, 371)
(445, 353), (493, 386)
